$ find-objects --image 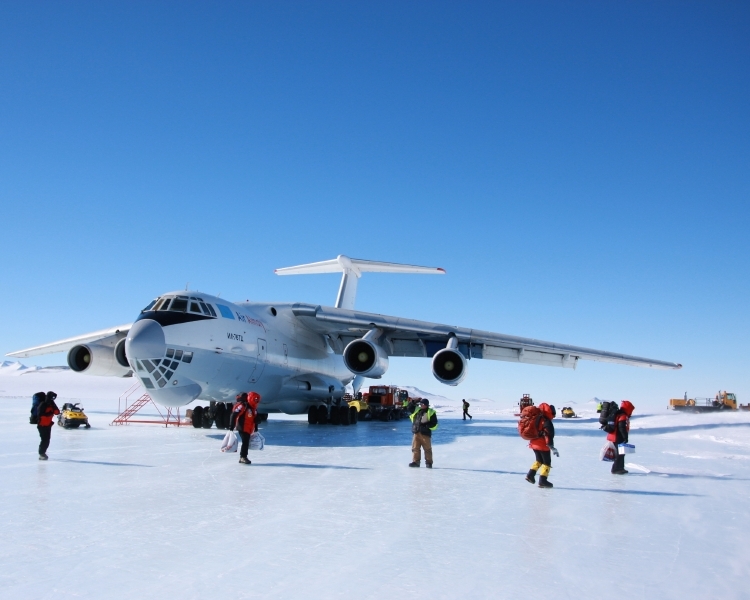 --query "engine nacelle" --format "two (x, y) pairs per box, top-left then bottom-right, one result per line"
(432, 348), (467, 386)
(343, 338), (389, 378)
(114, 338), (129, 368)
(67, 344), (132, 377)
